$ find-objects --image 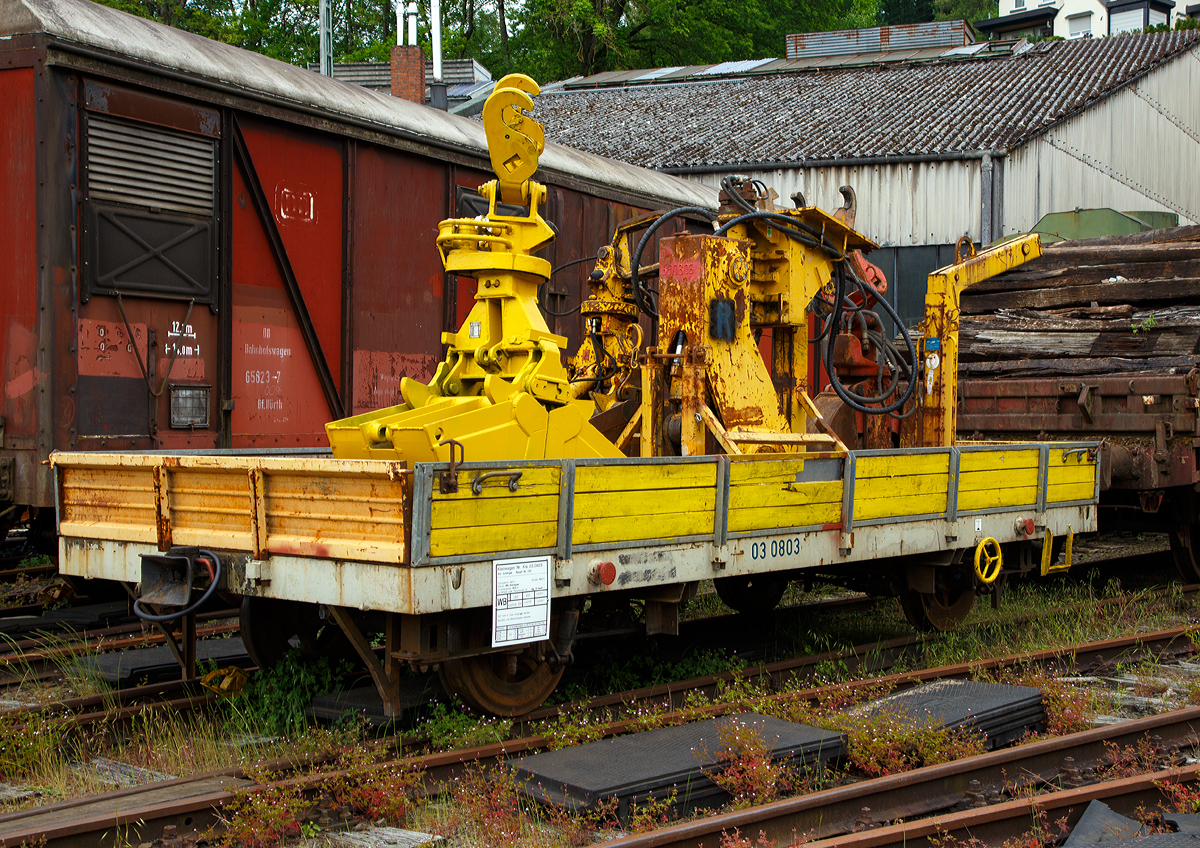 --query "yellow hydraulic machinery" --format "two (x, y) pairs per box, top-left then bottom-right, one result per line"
(329, 76), (1042, 468)
(903, 235), (1042, 449)
(326, 74), (619, 465)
